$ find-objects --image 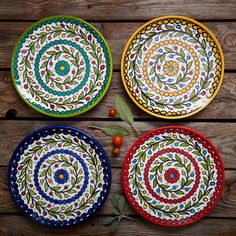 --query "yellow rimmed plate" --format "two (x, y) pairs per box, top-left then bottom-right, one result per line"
(121, 16), (224, 119)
